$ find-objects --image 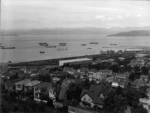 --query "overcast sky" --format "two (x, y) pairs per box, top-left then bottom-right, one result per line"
(1, 0), (150, 29)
